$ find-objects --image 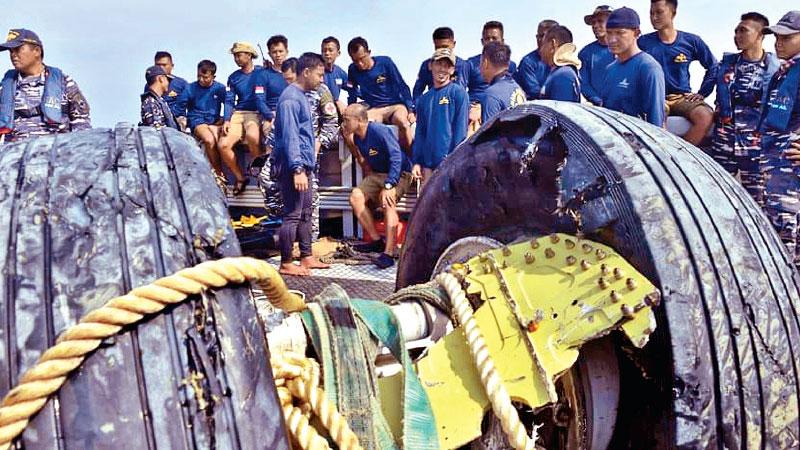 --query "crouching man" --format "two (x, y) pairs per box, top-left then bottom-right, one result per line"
(342, 103), (414, 269)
